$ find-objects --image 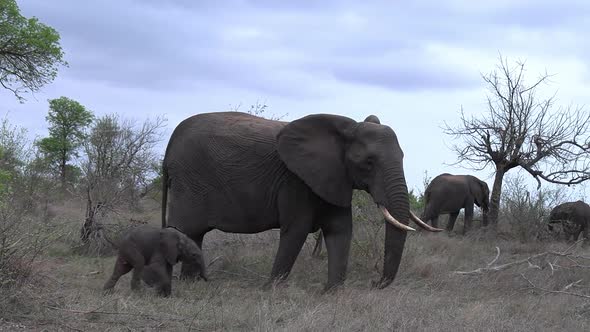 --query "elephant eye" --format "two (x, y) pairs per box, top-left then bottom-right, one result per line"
(362, 157), (374, 171)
